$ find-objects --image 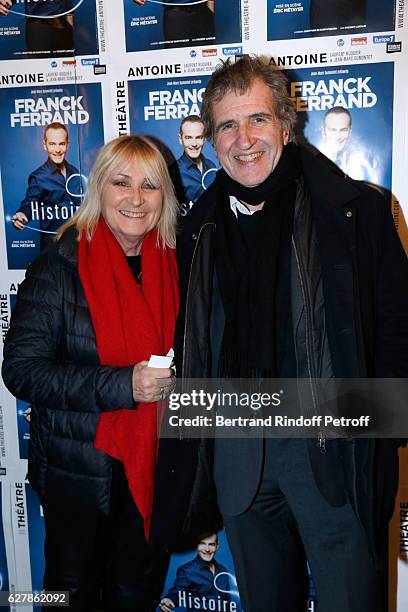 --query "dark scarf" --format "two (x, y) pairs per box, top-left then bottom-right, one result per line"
(215, 143), (301, 378)
(78, 218), (179, 538)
